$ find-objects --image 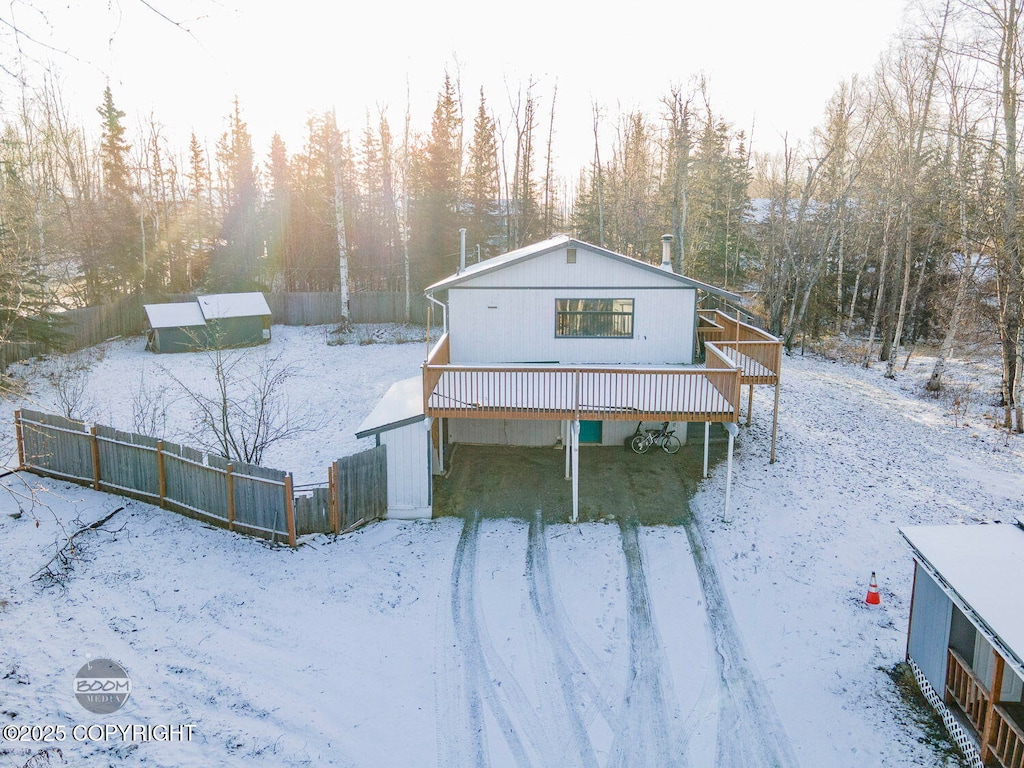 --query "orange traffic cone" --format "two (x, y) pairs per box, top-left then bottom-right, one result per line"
(865, 572), (881, 605)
